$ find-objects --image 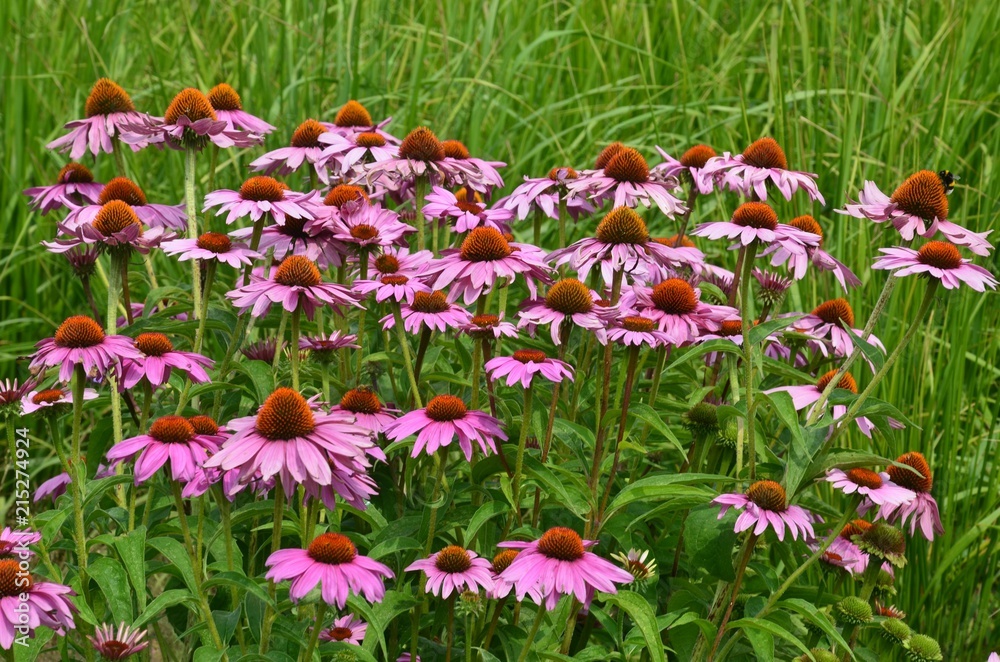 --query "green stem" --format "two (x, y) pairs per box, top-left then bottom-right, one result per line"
(211, 313), (251, 420)
(184, 149), (203, 321)
(302, 603), (328, 662)
(260, 484), (285, 654)
(171, 482), (225, 652)
(840, 560), (883, 661)
(707, 533), (758, 661)
(355, 249), (370, 381)
(445, 597), (456, 662)
(69, 365), (90, 602)
(415, 177), (428, 252)
(272, 310), (289, 372)
(675, 187), (699, 243)
(511, 383), (535, 525)
(560, 598), (578, 654)
(596, 345), (639, 528)
(392, 304), (424, 408)
(290, 306), (302, 391)
(518, 607), (546, 662)
(411, 457), (448, 658)
(739, 243), (759, 479)
(587, 270), (624, 495)
(194, 261), (217, 354)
